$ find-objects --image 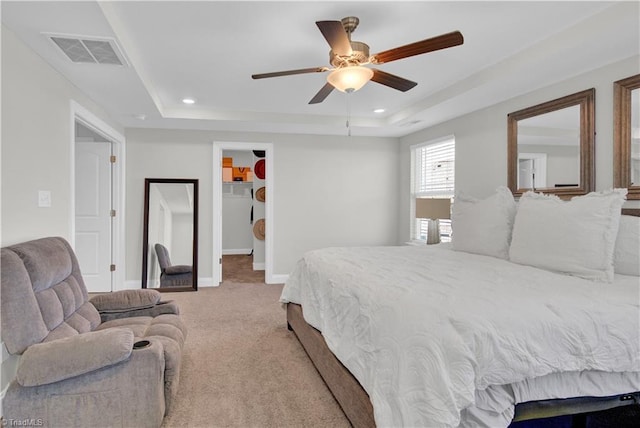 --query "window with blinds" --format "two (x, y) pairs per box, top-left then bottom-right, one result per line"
(411, 137), (455, 241)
